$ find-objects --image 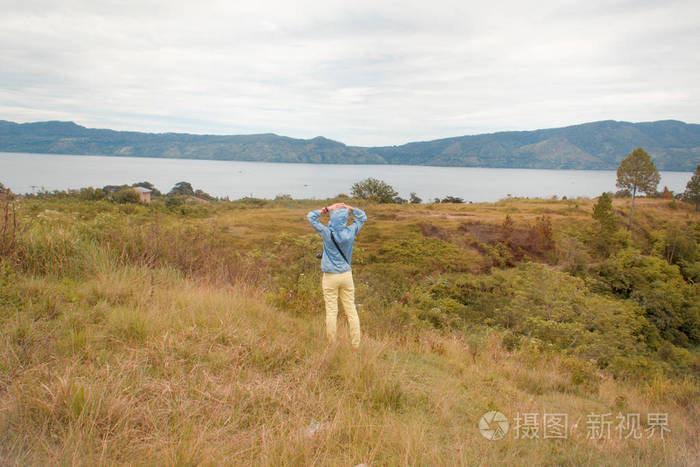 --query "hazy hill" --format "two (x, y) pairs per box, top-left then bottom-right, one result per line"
(373, 120), (700, 170)
(1, 119), (699, 170)
(0, 121), (383, 164)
